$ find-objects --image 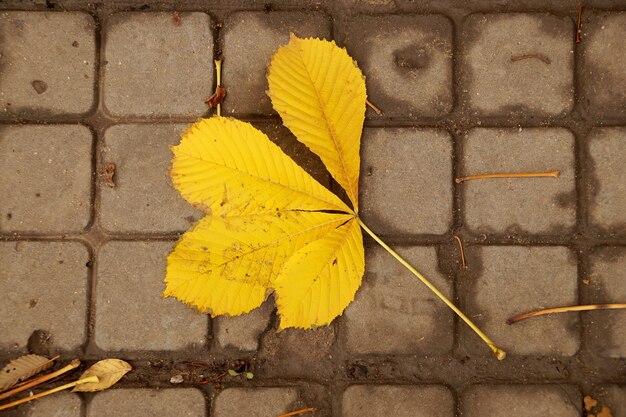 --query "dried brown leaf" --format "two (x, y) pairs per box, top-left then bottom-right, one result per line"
(72, 359), (131, 392)
(99, 163), (116, 188)
(205, 86), (226, 108)
(0, 355), (55, 391)
(584, 395), (598, 412)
